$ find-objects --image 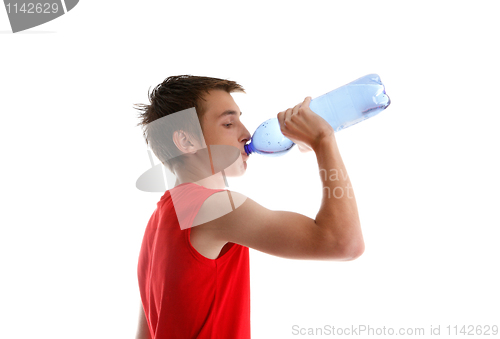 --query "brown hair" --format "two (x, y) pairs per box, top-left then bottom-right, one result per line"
(134, 75), (245, 173)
